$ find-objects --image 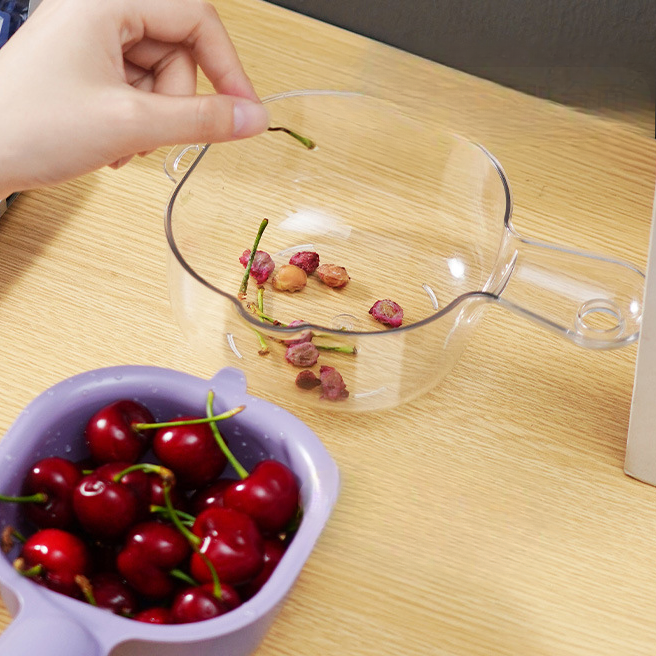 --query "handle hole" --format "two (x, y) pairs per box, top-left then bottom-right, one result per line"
(576, 298), (625, 338)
